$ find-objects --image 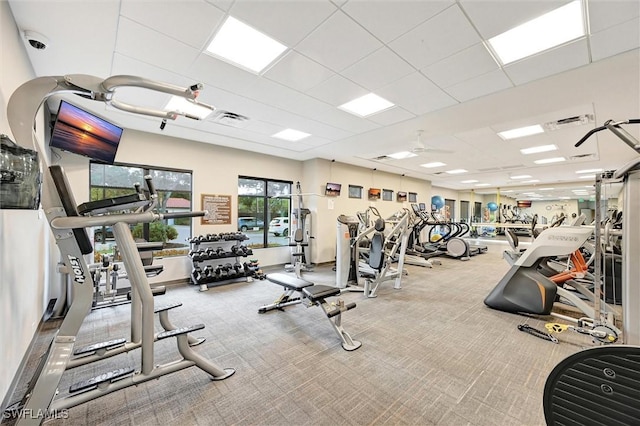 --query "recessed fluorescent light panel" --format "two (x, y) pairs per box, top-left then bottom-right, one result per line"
(497, 125), (544, 140)
(520, 144), (558, 155)
(475, 183), (491, 187)
(522, 179), (540, 183)
(420, 162), (446, 168)
(165, 96), (214, 119)
(510, 175), (532, 179)
(339, 93), (395, 117)
(534, 157), (566, 164)
(461, 179), (478, 183)
(576, 168), (603, 174)
(445, 169), (468, 174)
(272, 129), (310, 141)
(579, 174), (596, 179)
(487, 0), (585, 65)
(539, 188), (555, 191)
(559, 196), (570, 200)
(206, 16), (287, 74)
(388, 151), (418, 159)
